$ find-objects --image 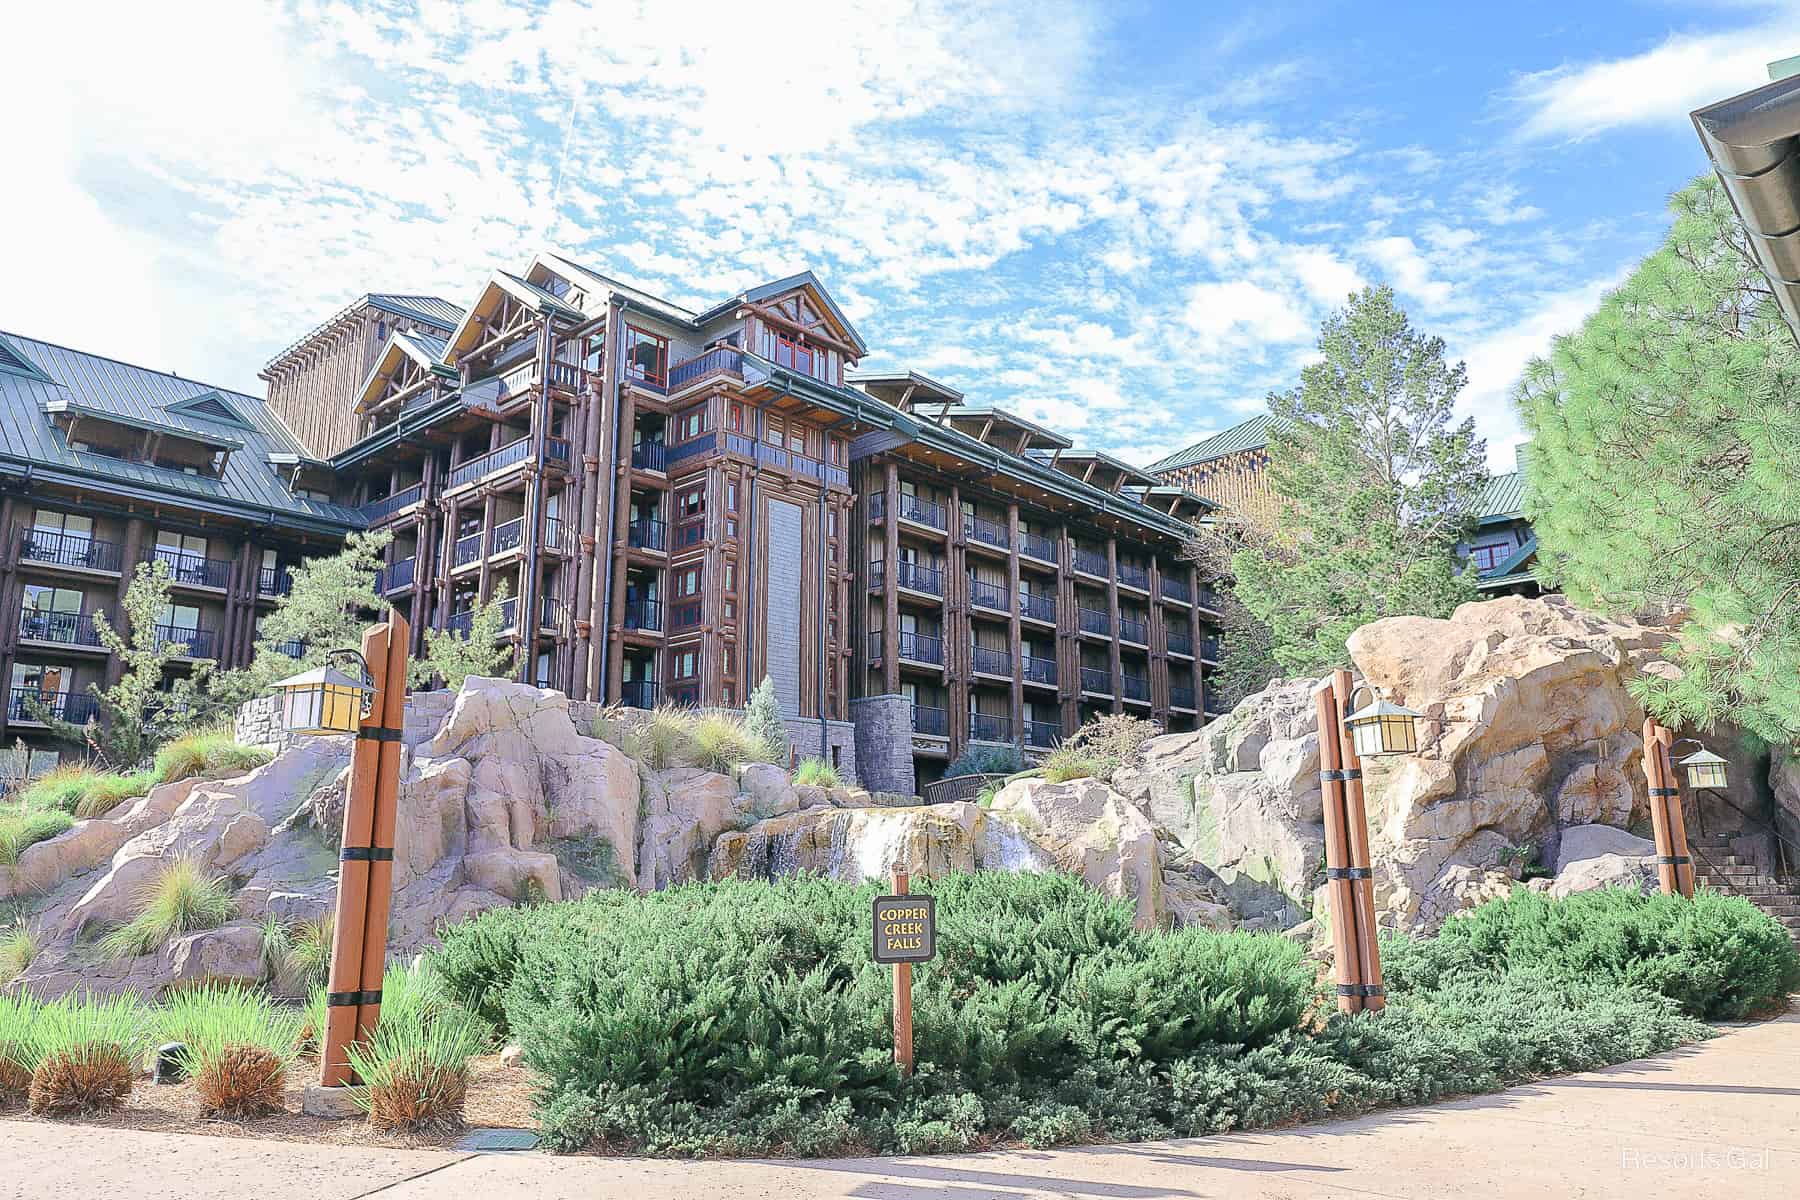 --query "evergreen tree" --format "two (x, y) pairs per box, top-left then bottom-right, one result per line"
(1184, 511), (1280, 710)
(1233, 285), (1487, 675)
(1516, 175), (1800, 743)
(411, 582), (516, 690)
(744, 676), (787, 762)
(34, 560), (207, 767)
